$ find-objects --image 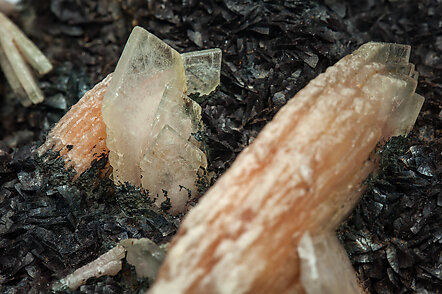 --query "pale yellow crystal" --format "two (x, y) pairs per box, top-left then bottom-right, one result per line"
(0, 12), (52, 75)
(102, 26), (187, 186)
(182, 48), (222, 95)
(141, 125), (207, 215)
(0, 23), (44, 104)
